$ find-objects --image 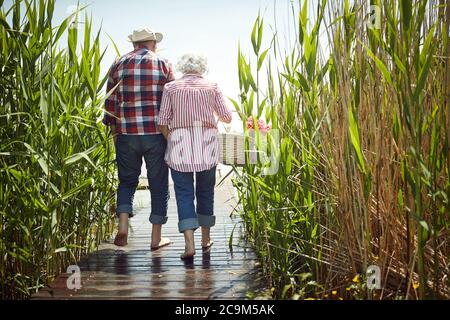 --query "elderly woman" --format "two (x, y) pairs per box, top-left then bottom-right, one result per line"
(158, 53), (232, 259)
